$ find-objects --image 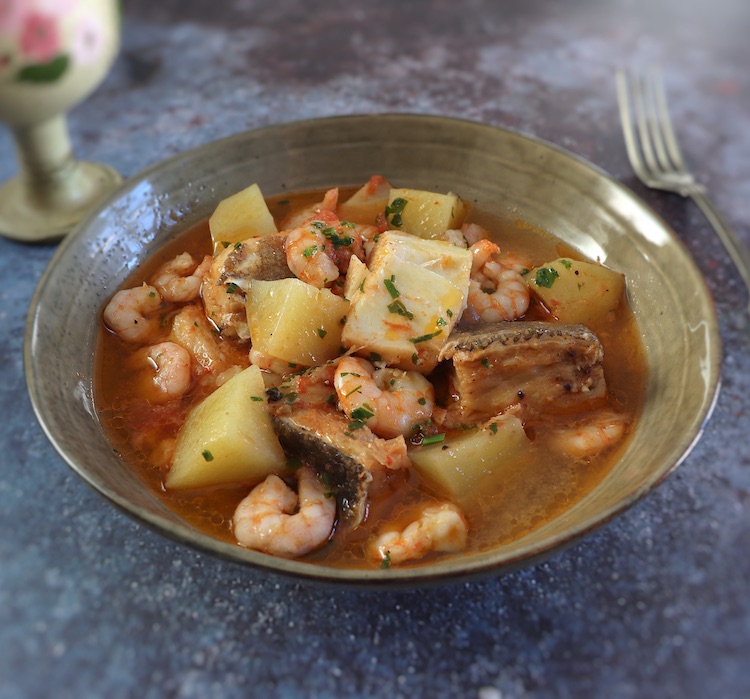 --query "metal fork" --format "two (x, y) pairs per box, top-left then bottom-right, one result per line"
(616, 68), (750, 311)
